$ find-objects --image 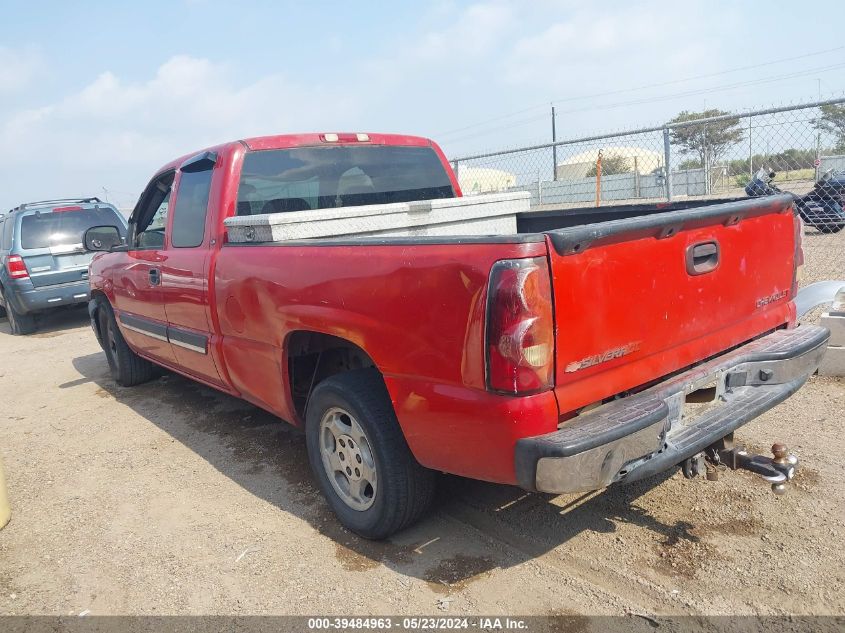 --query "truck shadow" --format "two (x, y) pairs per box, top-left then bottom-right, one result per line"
(70, 351), (693, 590)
